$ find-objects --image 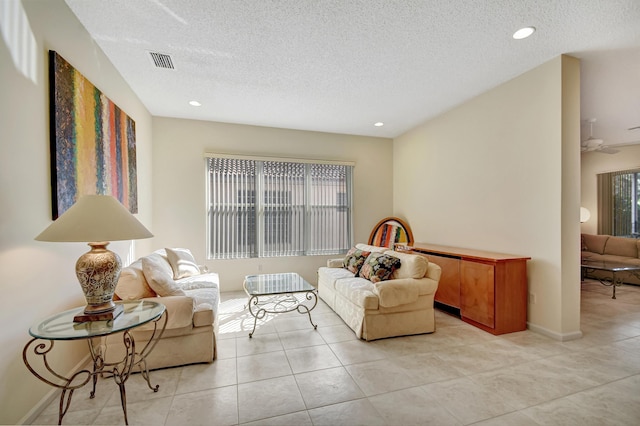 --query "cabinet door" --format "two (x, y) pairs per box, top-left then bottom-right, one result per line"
(427, 255), (461, 308)
(460, 260), (495, 328)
